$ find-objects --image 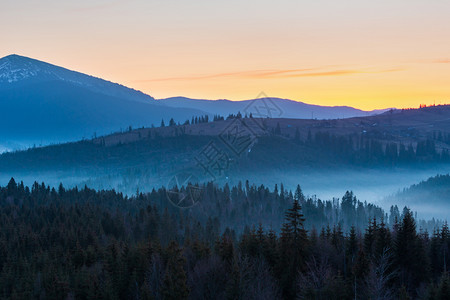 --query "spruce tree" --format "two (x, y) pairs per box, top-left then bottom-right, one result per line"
(294, 184), (305, 203)
(161, 242), (189, 300)
(278, 198), (308, 298)
(394, 209), (428, 293)
(275, 122), (281, 135)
